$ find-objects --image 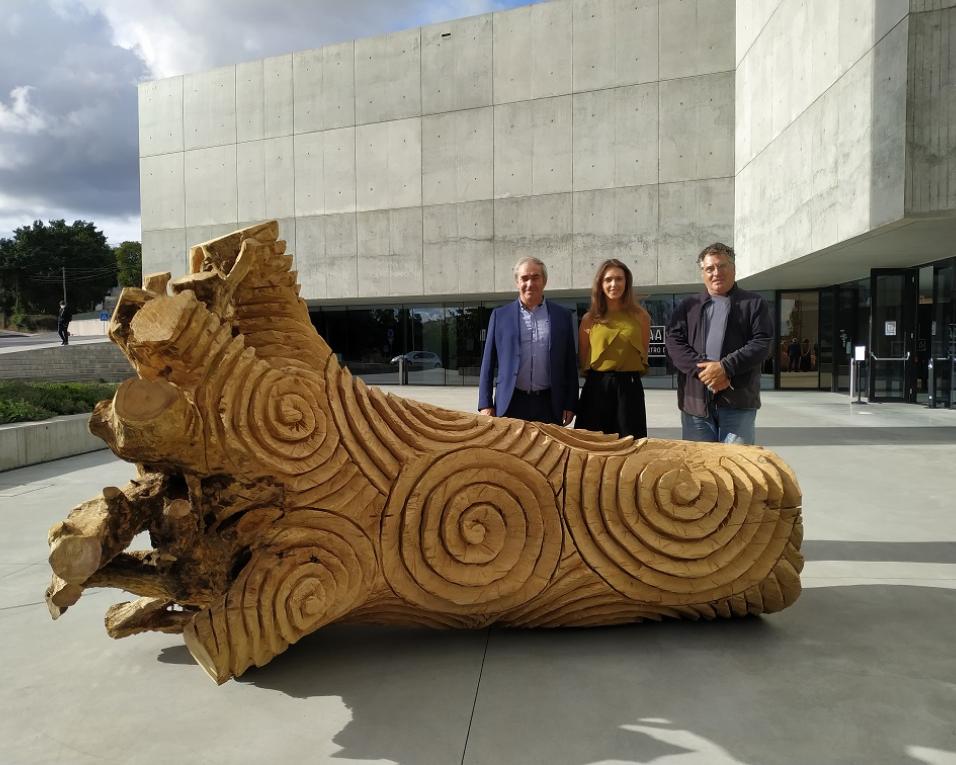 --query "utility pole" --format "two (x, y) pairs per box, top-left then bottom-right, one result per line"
(62, 266), (66, 303)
